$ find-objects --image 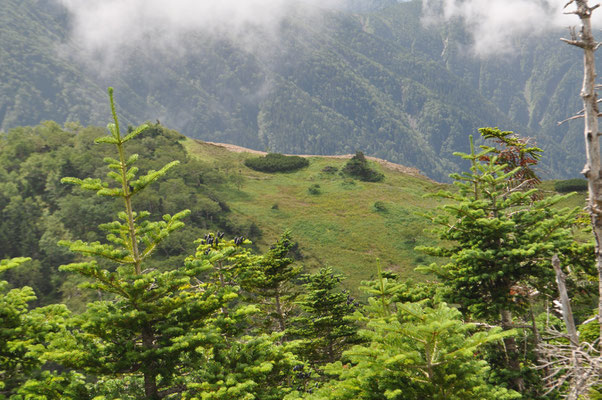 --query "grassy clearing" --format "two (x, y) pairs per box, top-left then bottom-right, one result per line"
(185, 139), (446, 289)
(184, 139), (594, 290)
